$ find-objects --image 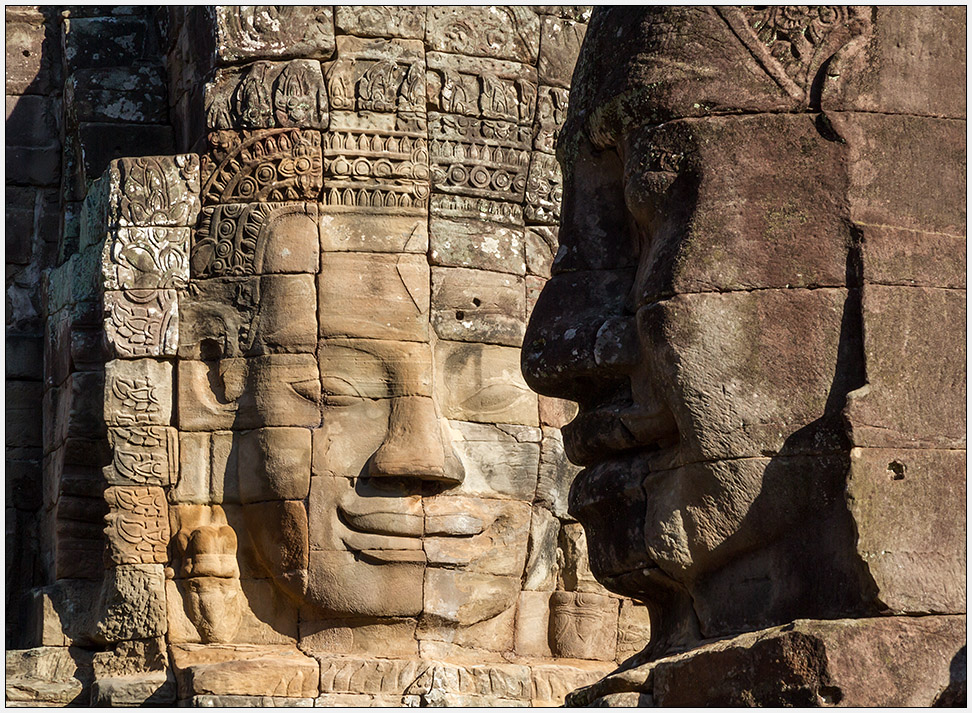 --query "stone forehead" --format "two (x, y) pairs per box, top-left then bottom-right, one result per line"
(561, 5), (872, 154)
